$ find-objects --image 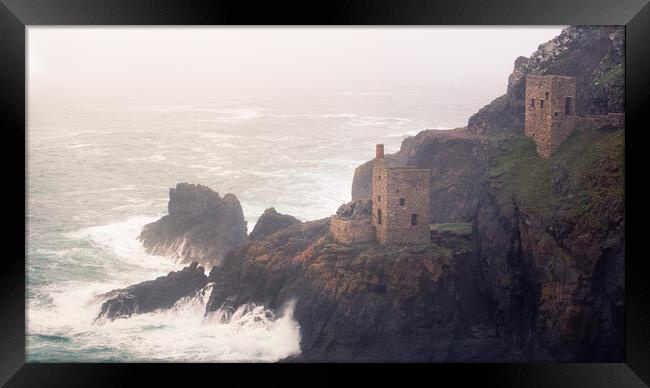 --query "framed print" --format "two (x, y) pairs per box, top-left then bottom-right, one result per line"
(1, 0), (648, 386)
